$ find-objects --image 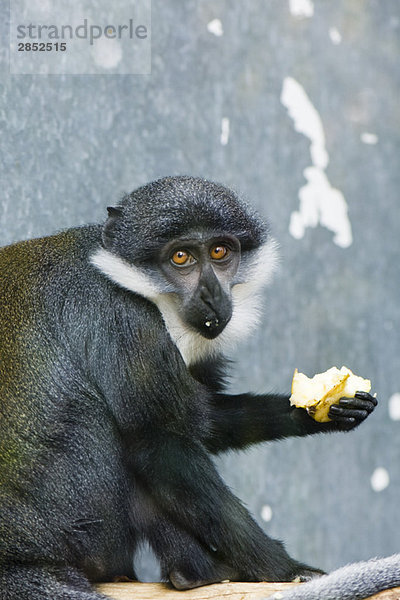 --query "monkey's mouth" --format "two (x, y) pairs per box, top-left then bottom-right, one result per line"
(203, 317), (222, 338)
(197, 313), (231, 339)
